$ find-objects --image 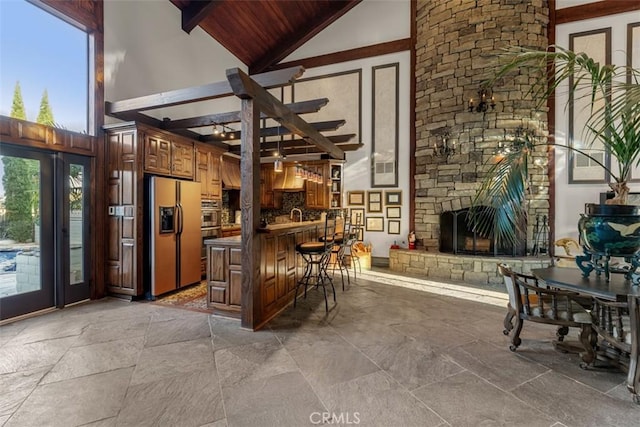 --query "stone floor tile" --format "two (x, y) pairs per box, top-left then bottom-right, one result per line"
(0, 387), (31, 417)
(362, 335), (465, 390)
(130, 338), (215, 386)
(77, 417), (117, 426)
(41, 336), (144, 384)
(210, 316), (278, 351)
(446, 340), (549, 390)
(389, 319), (478, 350)
(0, 366), (51, 416)
(320, 370), (445, 426)
(413, 370), (556, 427)
(117, 368), (224, 427)
(73, 315), (150, 346)
(222, 371), (325, 427)
(199, 419), (228, 427)
(3, 367), (132, 427)
(511, 371), (640, 426)
(214, 340), (298, 388)
(3, 316), (88, 346)
(286, 336), (379, 390)
(0, 336), (76, 375)
(144, 314), (211, 348)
